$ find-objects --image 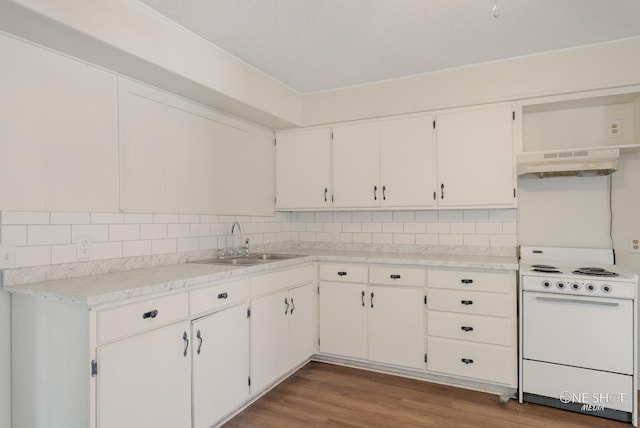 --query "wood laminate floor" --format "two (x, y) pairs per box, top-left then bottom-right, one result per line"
(224, 362), (632, 428)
